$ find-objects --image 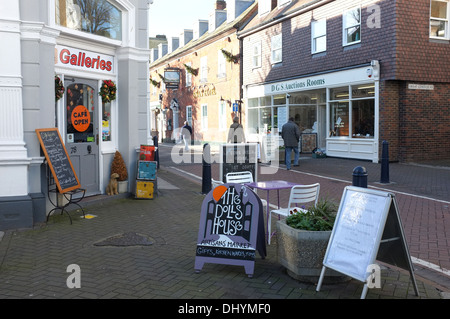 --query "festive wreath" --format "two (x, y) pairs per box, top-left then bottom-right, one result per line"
(55, 75), (65, 102)
(99, 80), (117, 103)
